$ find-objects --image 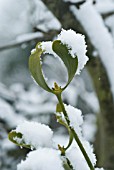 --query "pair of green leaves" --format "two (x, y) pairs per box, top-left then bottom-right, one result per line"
(29, 40), (78, 94)
(8, 41), (78, 149)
